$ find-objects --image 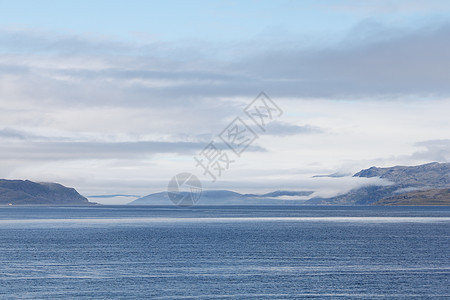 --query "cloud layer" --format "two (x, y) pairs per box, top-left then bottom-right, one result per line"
(0, 18), (449, 202)
(2, 22), (450, 104)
